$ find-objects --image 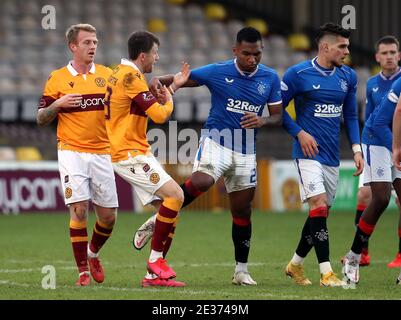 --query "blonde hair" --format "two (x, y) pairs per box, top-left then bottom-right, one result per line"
(65, 23), (96, 44)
